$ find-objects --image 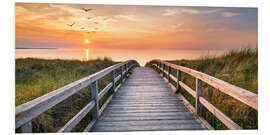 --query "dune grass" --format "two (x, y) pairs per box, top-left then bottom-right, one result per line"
(145, 48), (258, 129)
(15, 57), (119, 132)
